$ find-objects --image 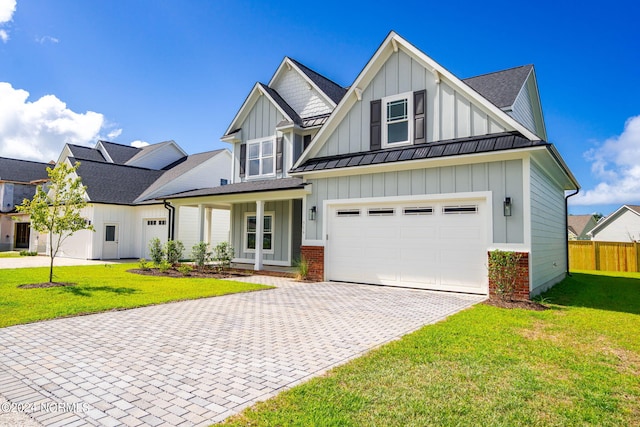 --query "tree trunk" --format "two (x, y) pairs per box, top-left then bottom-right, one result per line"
(49, 231), (54, 283)
(49, 254), (54, 283)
